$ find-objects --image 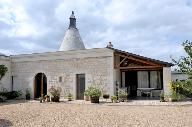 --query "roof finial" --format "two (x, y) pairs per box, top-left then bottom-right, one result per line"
(107, 42), (113, 48)
(69, 11), (76, 28)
